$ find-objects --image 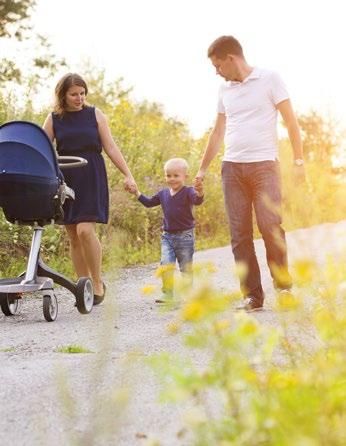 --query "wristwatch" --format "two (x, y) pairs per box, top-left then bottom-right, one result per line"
(294, 158), (304, 166)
